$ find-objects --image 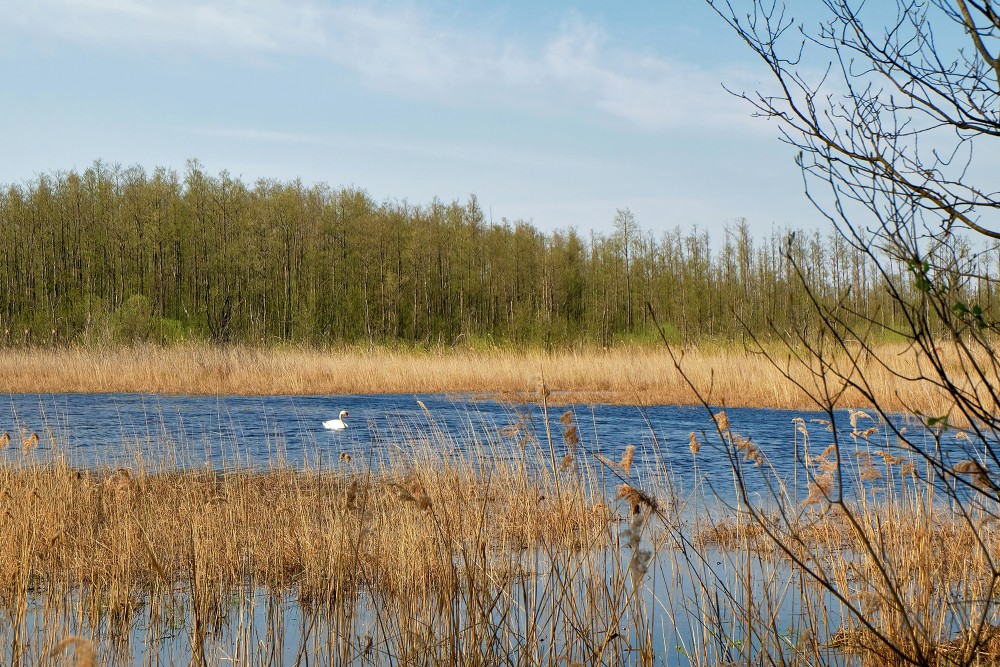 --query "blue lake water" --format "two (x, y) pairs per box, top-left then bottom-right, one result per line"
(0, 392), (959, 504)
